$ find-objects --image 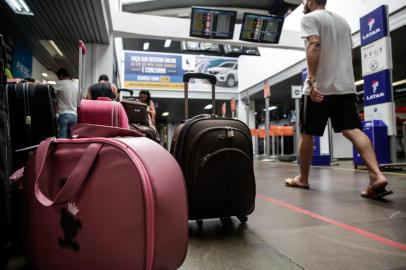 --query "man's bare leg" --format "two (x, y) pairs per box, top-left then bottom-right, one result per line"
(342, 129), (388, 192)
(286, 133), (313, 187)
